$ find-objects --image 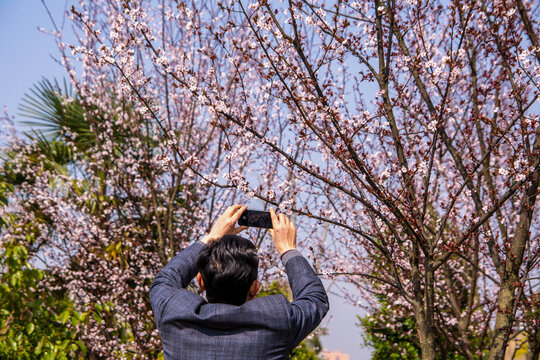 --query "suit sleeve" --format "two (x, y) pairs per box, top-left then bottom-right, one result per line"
(284, 252), (330, 349)
(149, 241), (206, 326)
